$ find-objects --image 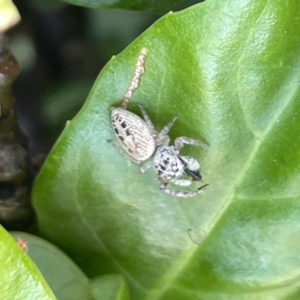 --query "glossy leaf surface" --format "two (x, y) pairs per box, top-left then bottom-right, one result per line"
(32, 0), (300, 299)
(0, 226), (55, 300)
